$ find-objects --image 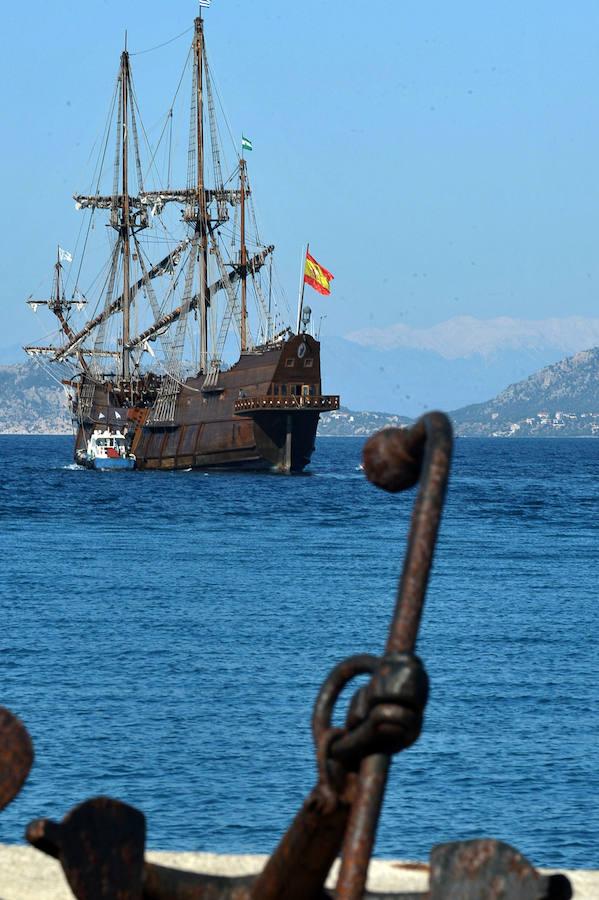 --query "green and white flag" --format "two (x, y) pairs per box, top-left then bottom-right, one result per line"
(241, 135), (253, 152)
